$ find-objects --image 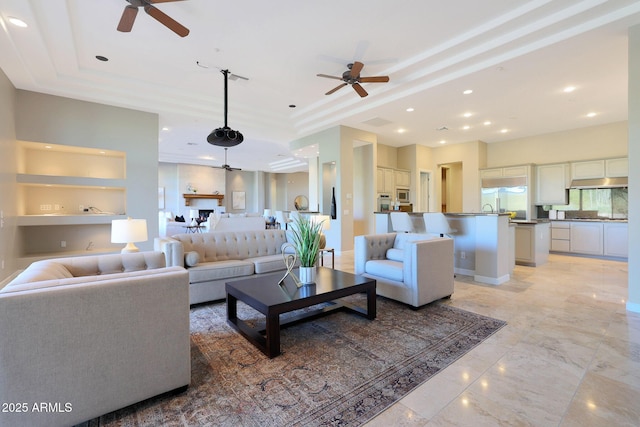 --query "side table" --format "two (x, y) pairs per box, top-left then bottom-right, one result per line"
(319, 248), (335, 269)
